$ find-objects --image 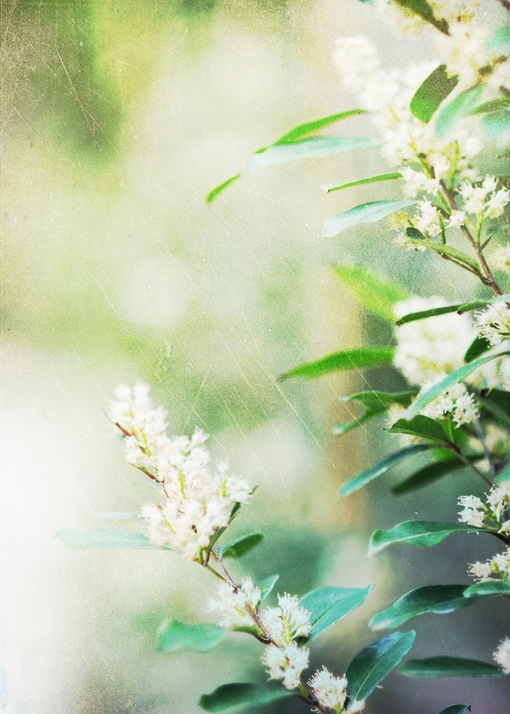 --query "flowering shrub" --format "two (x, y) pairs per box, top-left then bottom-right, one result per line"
(59, 0), (510, 711)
